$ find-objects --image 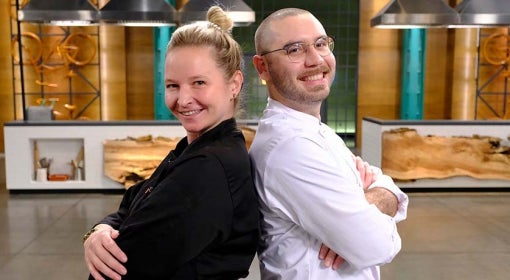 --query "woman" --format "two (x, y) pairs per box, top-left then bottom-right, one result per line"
(83, 6), (259, 280)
